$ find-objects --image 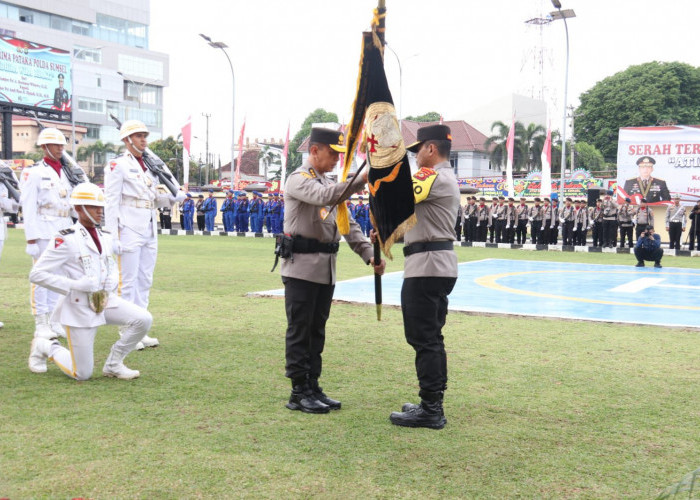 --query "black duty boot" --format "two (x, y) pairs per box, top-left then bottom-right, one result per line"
(286, 380), (330, 414)
(309, 379), (341, 410)
(390, 391), (446, 430)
